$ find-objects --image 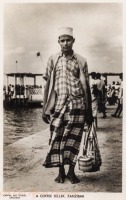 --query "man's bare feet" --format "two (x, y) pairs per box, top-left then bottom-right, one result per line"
(54, 165), (66, 183)
(66, 172), (80, 184)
